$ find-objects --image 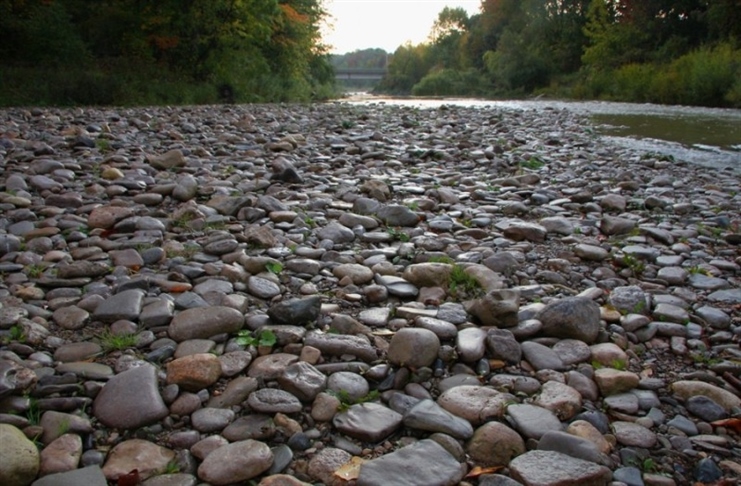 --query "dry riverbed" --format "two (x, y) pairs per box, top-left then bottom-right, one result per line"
(0, 102), (740, 486)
